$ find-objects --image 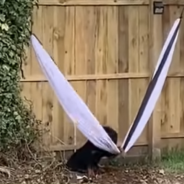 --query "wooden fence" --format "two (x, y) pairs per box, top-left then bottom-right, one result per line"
(21, 0), (184, 157)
